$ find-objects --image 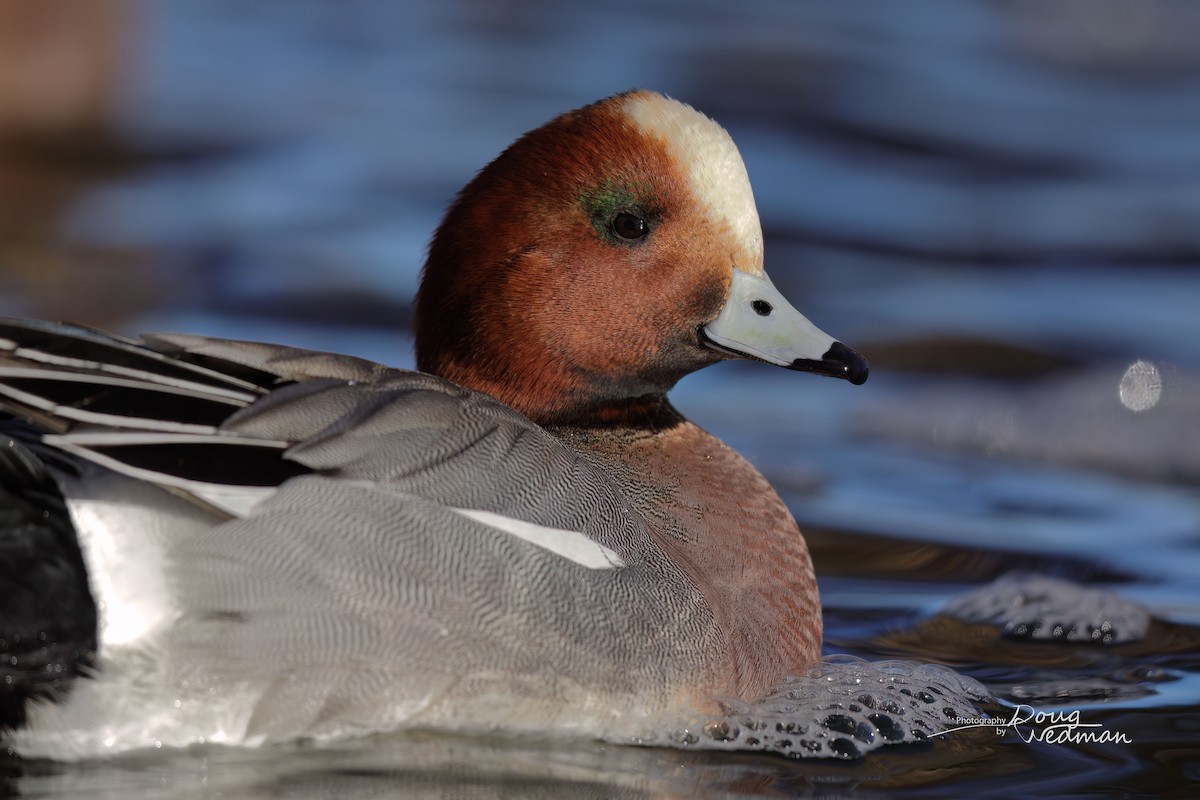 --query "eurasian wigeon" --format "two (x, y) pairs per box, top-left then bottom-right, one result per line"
(0, 90), (868, 758)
